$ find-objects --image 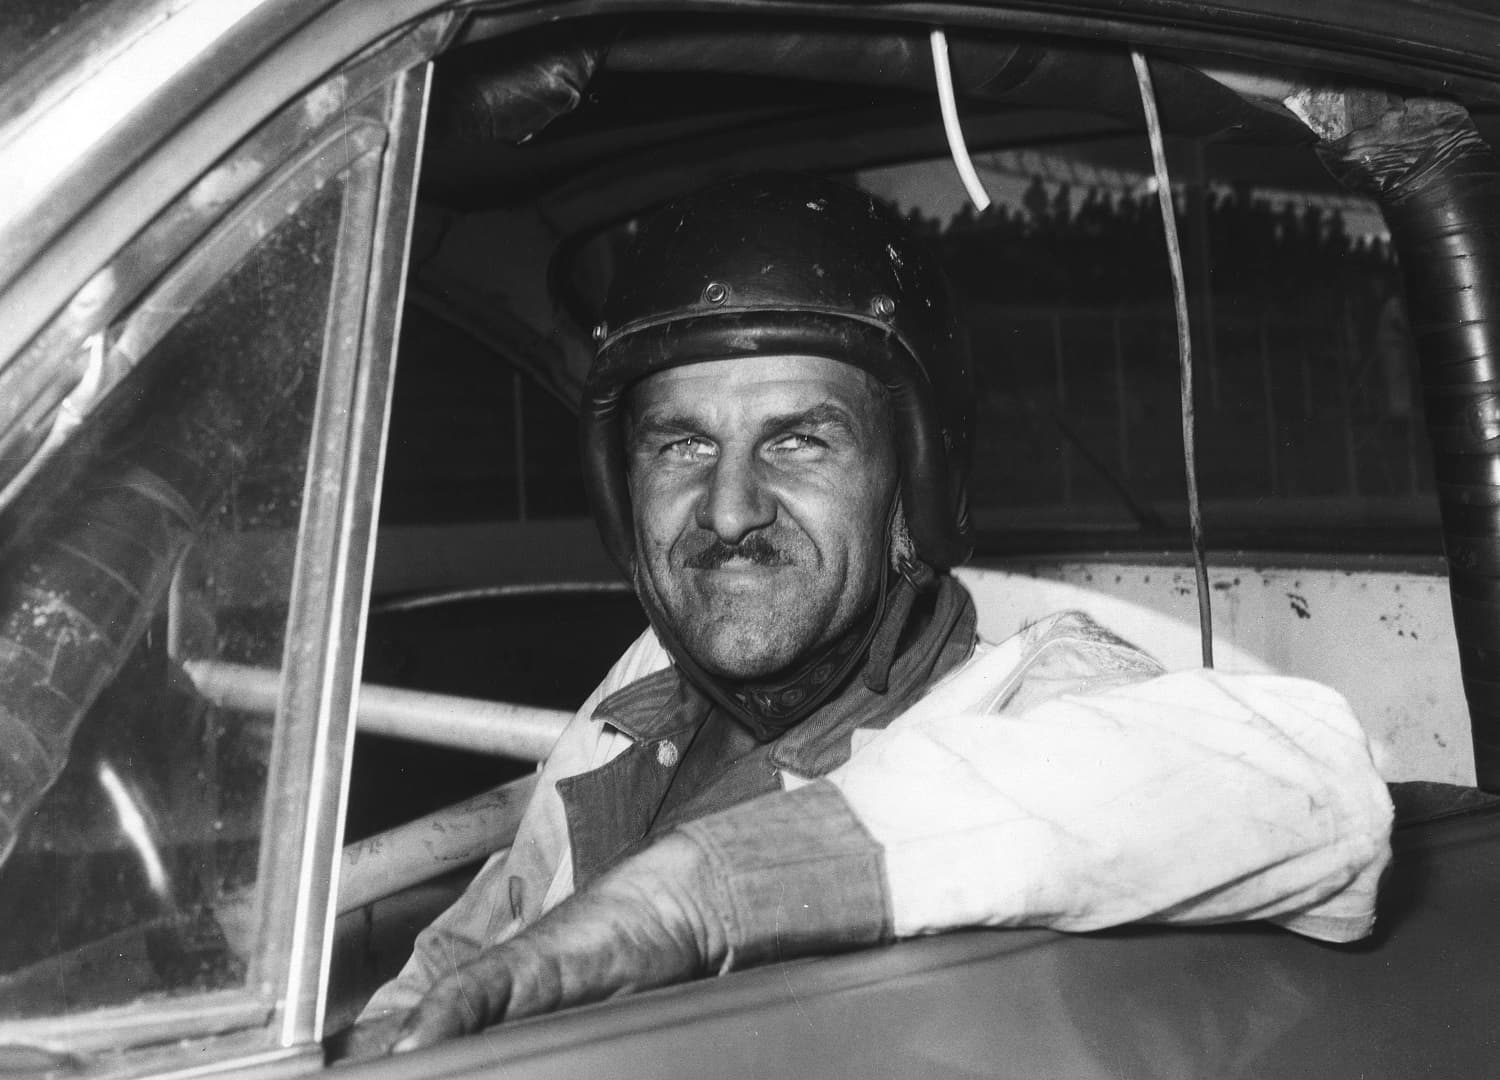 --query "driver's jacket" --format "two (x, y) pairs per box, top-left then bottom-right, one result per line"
(363, 579), (1392, 1017)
